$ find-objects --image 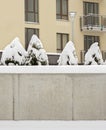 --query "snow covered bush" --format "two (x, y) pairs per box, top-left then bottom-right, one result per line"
(26, 35), (49, 65)
(1, 37), (27, 65)
(0, 35), (48, 66)
(84, 42), (104, 65)
(57, 41), (78, 65)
